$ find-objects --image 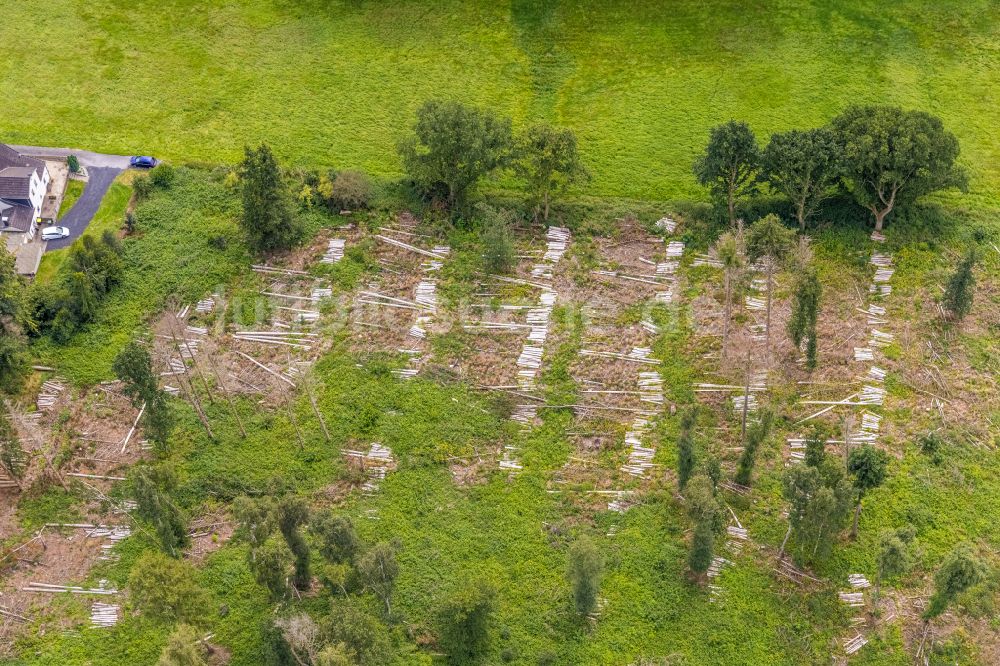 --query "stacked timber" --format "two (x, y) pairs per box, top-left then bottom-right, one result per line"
(320, 238), (345, 264)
